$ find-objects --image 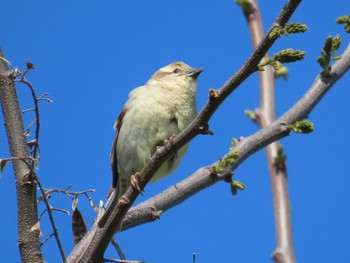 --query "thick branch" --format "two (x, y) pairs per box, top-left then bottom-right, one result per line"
(0, 49), (43, 262)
